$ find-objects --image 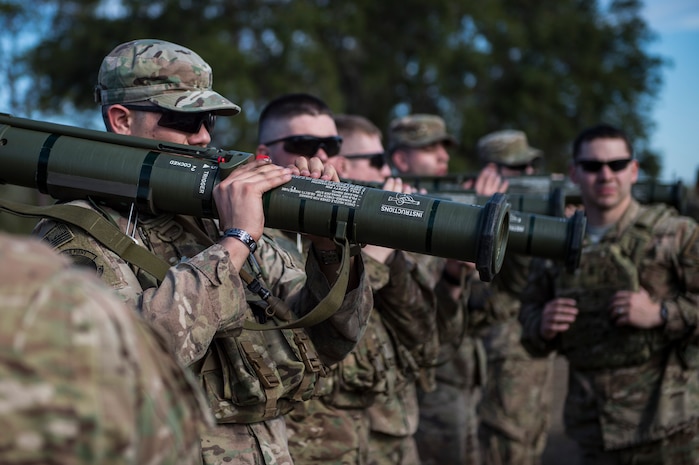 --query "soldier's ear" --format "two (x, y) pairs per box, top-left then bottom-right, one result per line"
(107, 105), (133, 135)
(391, 150), (410, 173)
